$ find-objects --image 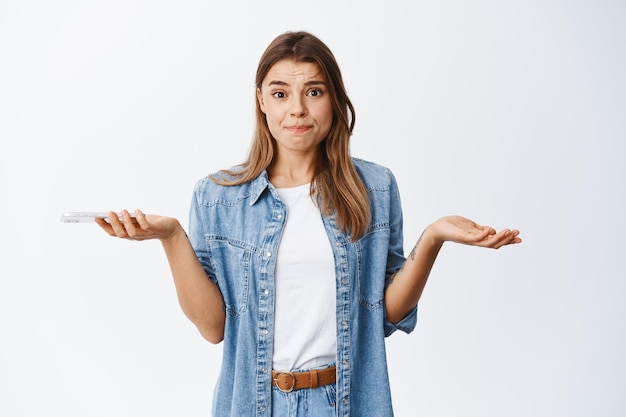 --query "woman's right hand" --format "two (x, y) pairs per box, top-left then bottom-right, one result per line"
(95, 209), (183, 242)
